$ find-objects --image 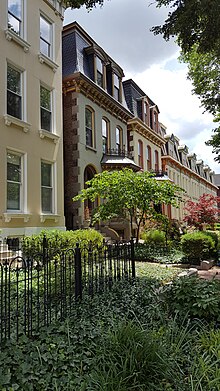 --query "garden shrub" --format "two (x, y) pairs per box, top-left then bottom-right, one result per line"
(202, 230), (219, 260)
(141, 229), (166, 246)
(181, 231), (215, 264)
(163, 277), (220, 322)
(22, 229), (104, 257)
